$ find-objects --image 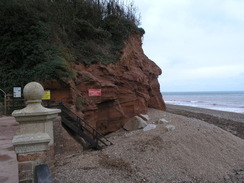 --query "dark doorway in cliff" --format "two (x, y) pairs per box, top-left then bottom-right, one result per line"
(97, 99), (125, 134)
